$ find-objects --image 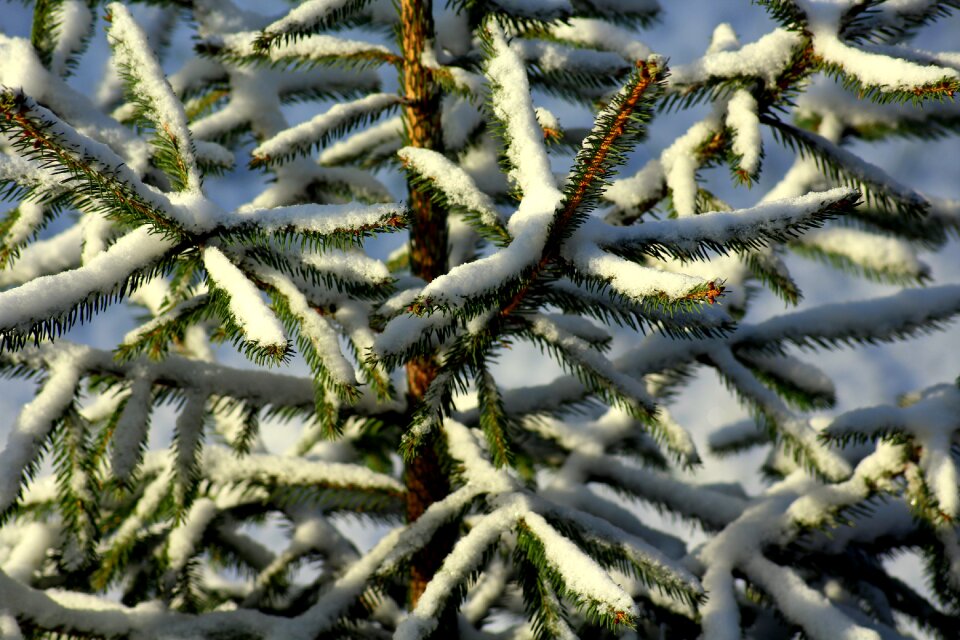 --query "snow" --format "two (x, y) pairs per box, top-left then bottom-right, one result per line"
(0, 611), (22, 639)
(528, 315), (655, 413)
(825, 384), (960, 519)
(202, 446), (404, 494)
(1, 1), (959, 637)
(397, 146), (503, 230)
(0, 360), (81, 512)
(581, 187), (857, 258)
(395, 506), (516, 640)
(288, 527), (404, 638)
(258, 268), (357, 386)
(515, 39), (629, 76)
(0, 226), (174, 338)
(105, 462), (165, 541)
(49, 0), (93, 78)
(799, 0), (960, 92)
(547, 18), (652, 61)
(461, 557), (509, 624)
(301, 249), (391, 285)
(787, 442), (904, 527)
(3, 202), (45, 253)
(706, 346), (852, 480)
(797, 227), (924, 279)
(708, 23), (740, 55)
(737, 284), (960, 349)
(260, 0), (358, 38)
(110, 373), (153, 480)
(743, 555), (881, 640)
(202, 246), (287, 350)
(603, 159), (665, 211)
(231, 201), (404, 238)
(700, 564), (739, 640)
(1, 521), (57, 581)
(251, 93), (400, 164)
(726, 90), (761, 175)
(167, 498), (218, 572)
(317, 116), (403, 166)
(0, 35), (152, 175)
(589, 456), (745, 530)
(107, 3), (201, 192)
(220, 31), (392, 63)
(491, 0), (571, 19)
(522, 510), (638, 618)
(484, 21), (558, 201)
(563, 239), (706, 301)
(671, 28), (804, 88)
